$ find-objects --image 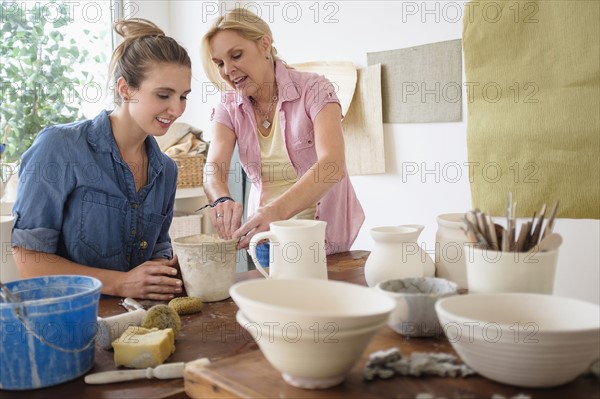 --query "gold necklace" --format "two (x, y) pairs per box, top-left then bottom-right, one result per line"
(250, 95), (278, 129)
